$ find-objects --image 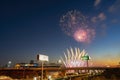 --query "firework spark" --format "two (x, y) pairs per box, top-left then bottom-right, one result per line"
(60, 10), (95, 43)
